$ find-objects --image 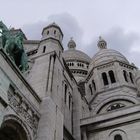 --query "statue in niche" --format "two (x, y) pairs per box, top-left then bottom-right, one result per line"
(0, 21), (28, 72)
